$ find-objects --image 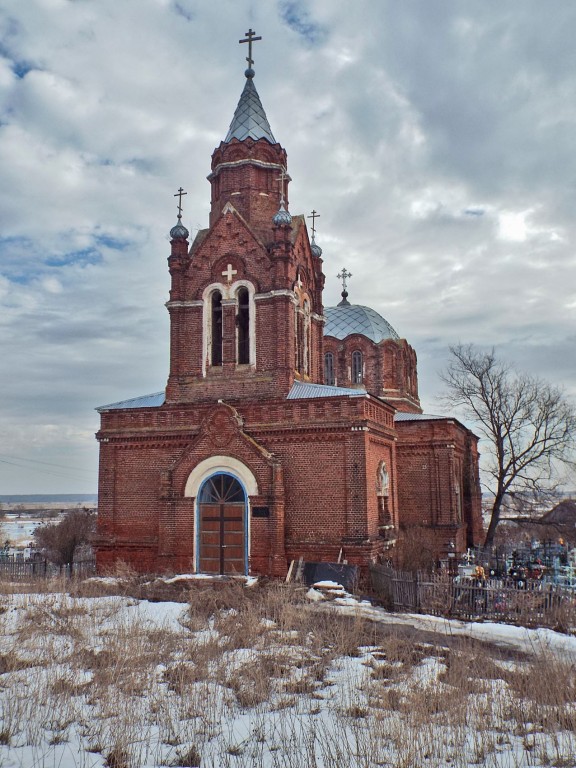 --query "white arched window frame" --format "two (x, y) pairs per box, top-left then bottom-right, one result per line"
(233, 280), (256, 367)
(184, 456), (259, 575)
(202, 280), (256, 375)
(294, 290), (311, 377)
(303, 299), (311, 376)
(235, 284), (253, 365)
(294, 301), (302, 372)
(203, 285), (224, 371)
